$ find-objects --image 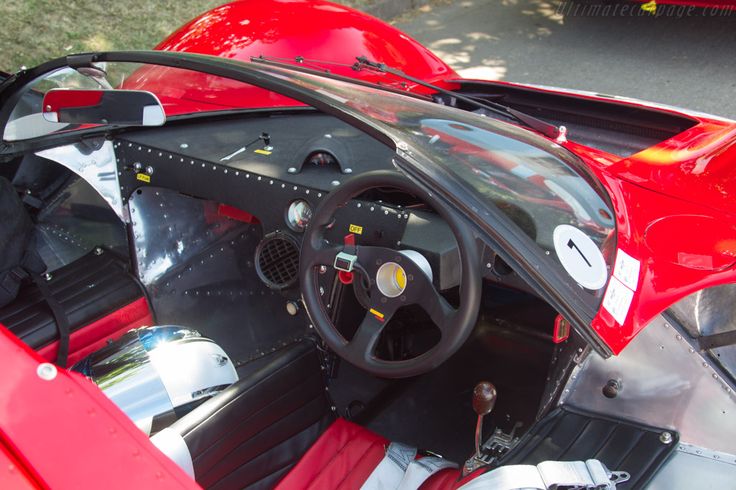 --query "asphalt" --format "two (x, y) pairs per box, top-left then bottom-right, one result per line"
(394, 0), (736, 119)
